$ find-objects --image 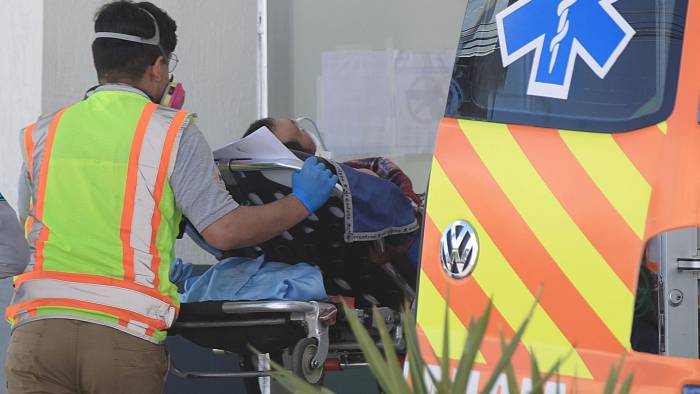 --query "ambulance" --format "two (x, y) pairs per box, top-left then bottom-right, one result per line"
(415, 0), (699, 392)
